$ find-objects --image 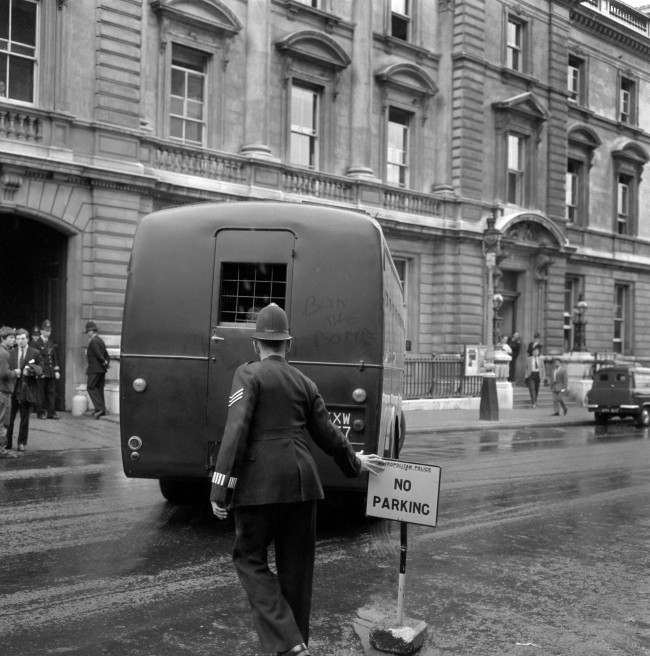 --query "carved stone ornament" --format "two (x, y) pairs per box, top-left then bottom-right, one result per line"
(504, 220), (555, 248)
